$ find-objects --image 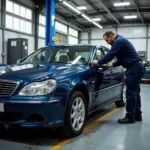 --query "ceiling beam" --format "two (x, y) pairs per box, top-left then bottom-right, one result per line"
(57, 3), (85, 29)
(133, 0), (144, 23)
(84, 20), (150, 28)
(96, 0), (120, 24)
(85, 0), (112, 23)
(65, 8), (150, 19)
